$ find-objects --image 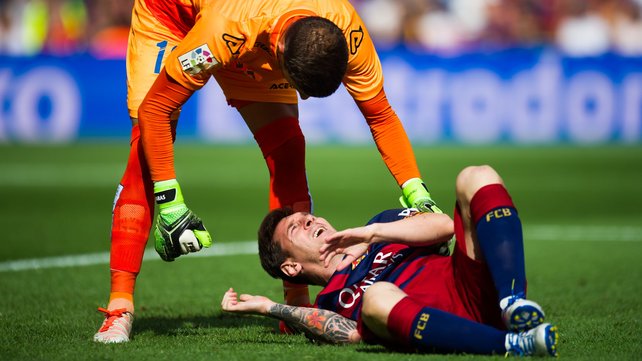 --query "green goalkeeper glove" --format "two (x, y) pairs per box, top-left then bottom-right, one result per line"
(153, 179), (212, 262)
(399, 178), (443, 214)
